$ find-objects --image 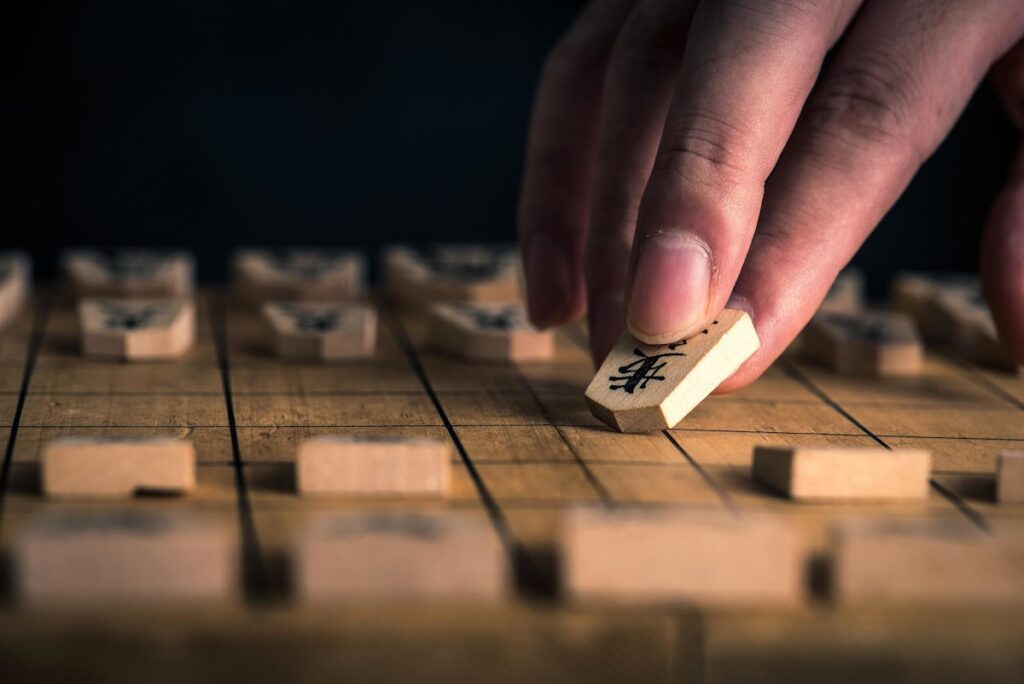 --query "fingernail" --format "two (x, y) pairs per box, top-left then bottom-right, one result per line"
(524, 234), (571, 328)
(588, 291), (625, 366)
(627, 233), (711, 344)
